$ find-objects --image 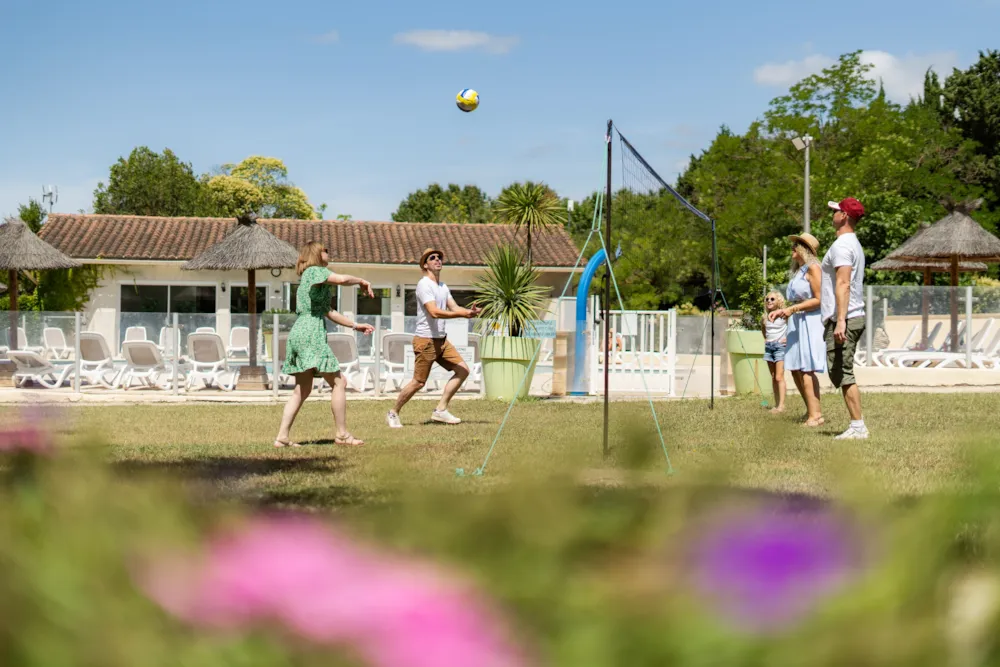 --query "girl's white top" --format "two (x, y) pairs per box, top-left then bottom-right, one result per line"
(765, 316), (787, 342)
